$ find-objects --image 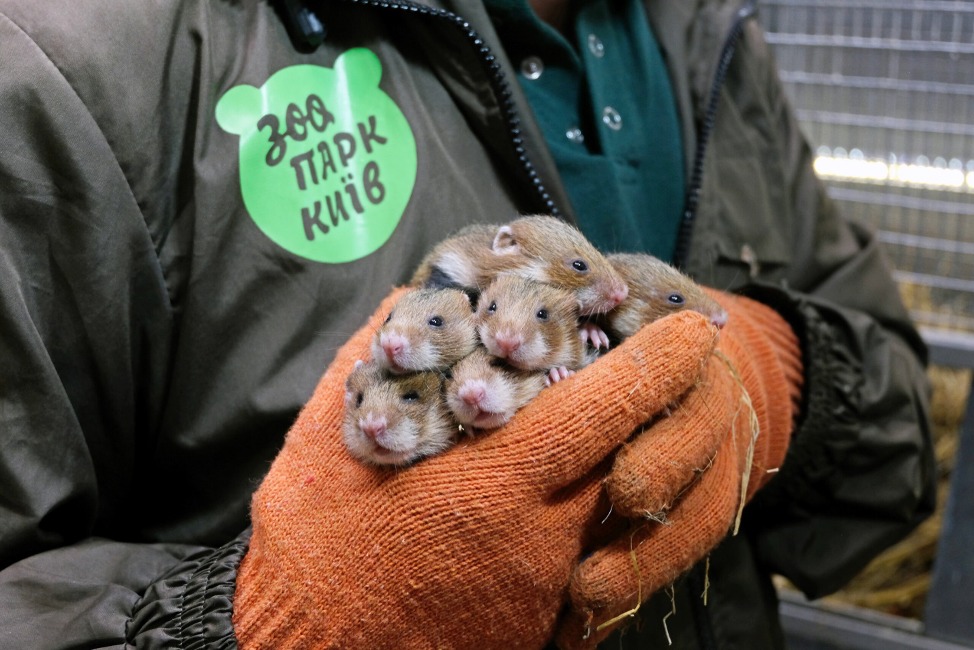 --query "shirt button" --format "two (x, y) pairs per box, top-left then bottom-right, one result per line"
(602, 106), (623, 130)
(587, 34), (605, 58)
(566, 126), (585, 143)
(520, 56), (544, 80)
